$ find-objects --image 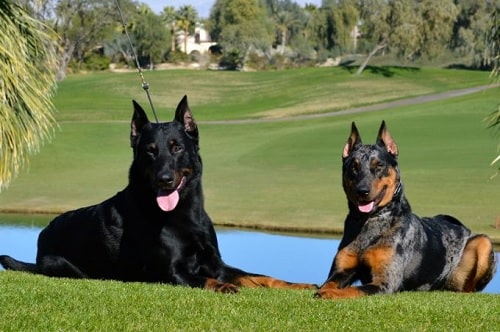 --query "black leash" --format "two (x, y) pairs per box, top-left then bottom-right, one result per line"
(114, 0), (159, 123)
